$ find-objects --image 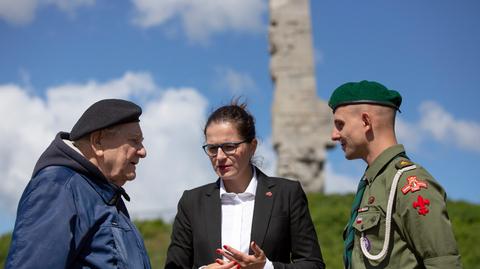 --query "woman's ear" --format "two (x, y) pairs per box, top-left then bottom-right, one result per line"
(250, 138), (258, 154)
